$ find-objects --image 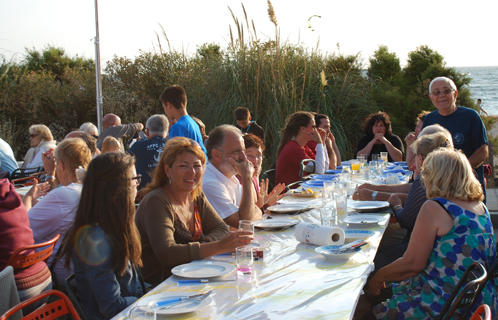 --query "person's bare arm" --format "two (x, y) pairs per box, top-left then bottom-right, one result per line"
(22, 180), (50, 210)
(41, 149), (58, 190)
(369, 200), (453, 295)
(379, 135), (403, 162)
(405, 132), (416, 168)
(358, 183), (412, 194)
(468, 144), (489, 168)
(352, 188), (408, 204)
(325, 137), (337, 169)
(330, 133), (342, 166)
(223, 158), (262, 228)
(356, 137), (376, 159)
